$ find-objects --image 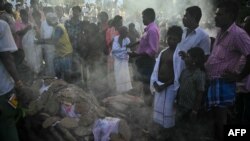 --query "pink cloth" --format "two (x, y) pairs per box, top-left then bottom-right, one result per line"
(106, 27), (119, 53)
(136, 22), (159, 57)
(205, 23), (250, 79)
(15, 20), (29, 48)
